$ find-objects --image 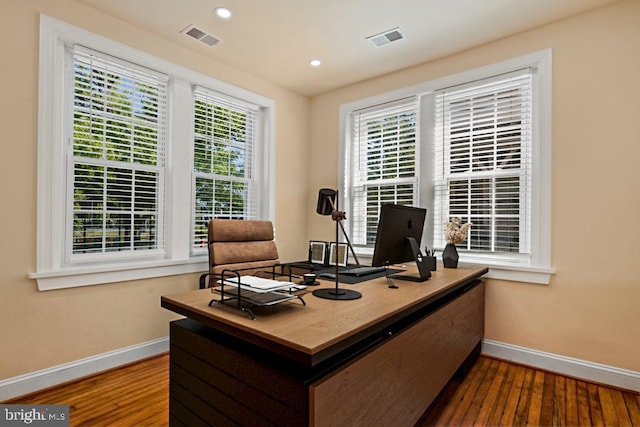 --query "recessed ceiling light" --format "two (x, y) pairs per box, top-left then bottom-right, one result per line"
(309, 59), (321, 67)
(214, 7), (232, 19)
